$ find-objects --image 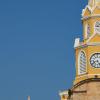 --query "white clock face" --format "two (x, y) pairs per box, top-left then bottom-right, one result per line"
(78, 51), (86, 75)
(95, 21), (100, 34)
(90, 53), (100, 68)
